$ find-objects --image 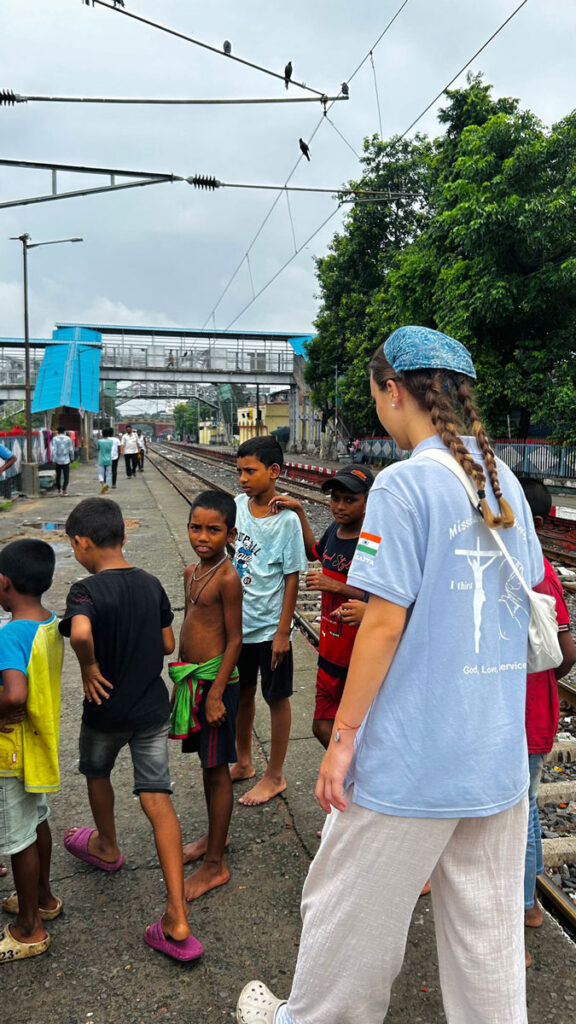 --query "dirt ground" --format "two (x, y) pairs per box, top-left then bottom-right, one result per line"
(1, 462), (575, 1023)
